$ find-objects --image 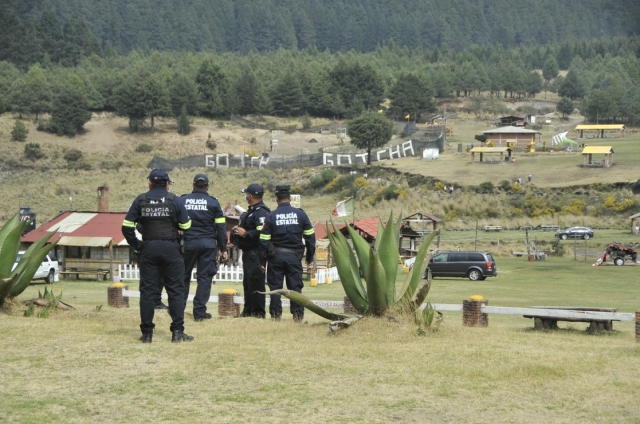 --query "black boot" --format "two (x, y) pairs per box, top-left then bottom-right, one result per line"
(139, 332), (153, 343)
(171, 331), (194, 343)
